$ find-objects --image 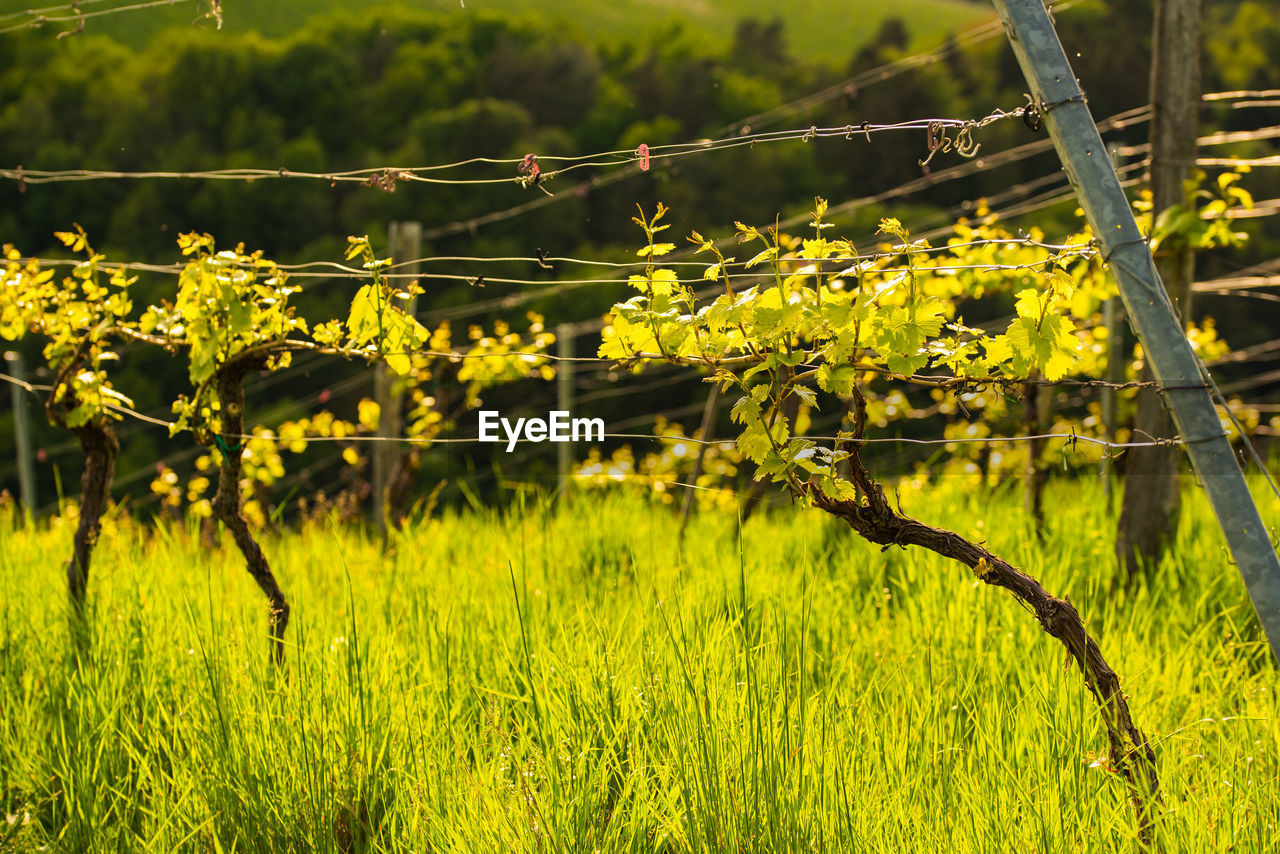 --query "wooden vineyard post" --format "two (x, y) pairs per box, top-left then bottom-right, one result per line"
(4, 350), (37, 516)
(1117, 0), (1202, 576)
(992, 0), (1280, 661)
(1100, 295), (1122, 504)
(679, 384), (722, 541)
(372, 221), (421, 535)
(556, 322), (574, 496)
